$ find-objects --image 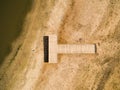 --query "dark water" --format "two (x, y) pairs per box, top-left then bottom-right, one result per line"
(0, 0), (33, 65)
